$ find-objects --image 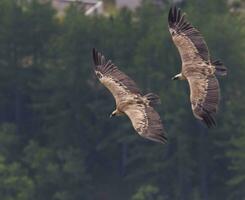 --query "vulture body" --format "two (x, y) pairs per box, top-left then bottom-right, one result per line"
(168, 6), (227, 128)
(92, 48), (167, 144)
